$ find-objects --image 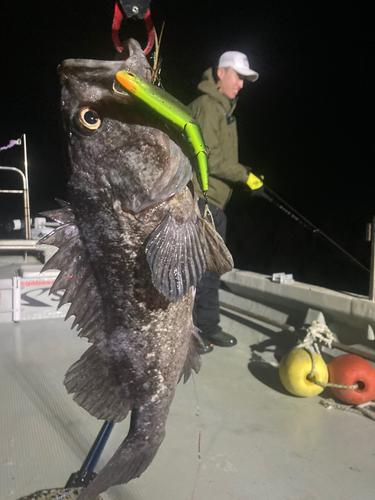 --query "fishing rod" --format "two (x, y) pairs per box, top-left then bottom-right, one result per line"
(260, 184), (370, 274)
